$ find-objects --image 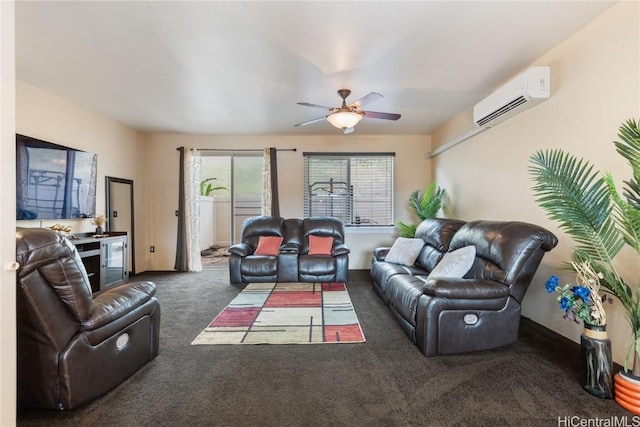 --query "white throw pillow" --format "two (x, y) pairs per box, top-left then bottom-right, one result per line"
(384, 237), (425, 266)
(427, 245), (476, 280)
